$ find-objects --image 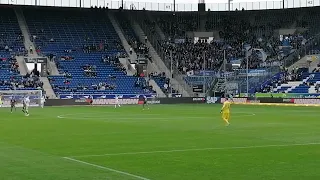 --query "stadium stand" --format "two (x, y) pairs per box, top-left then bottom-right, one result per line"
(1, 5), (320, 97)
(114, 11), (149, 56)
(154, 12), (199, 39)
(0, 7), (42, 91)
(148, 72), (179, 94)
(114, 10), (178, 95)
(23, 7), (153, 96)
(254, 66), (320, 94)
(138, 8), (316, 91)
